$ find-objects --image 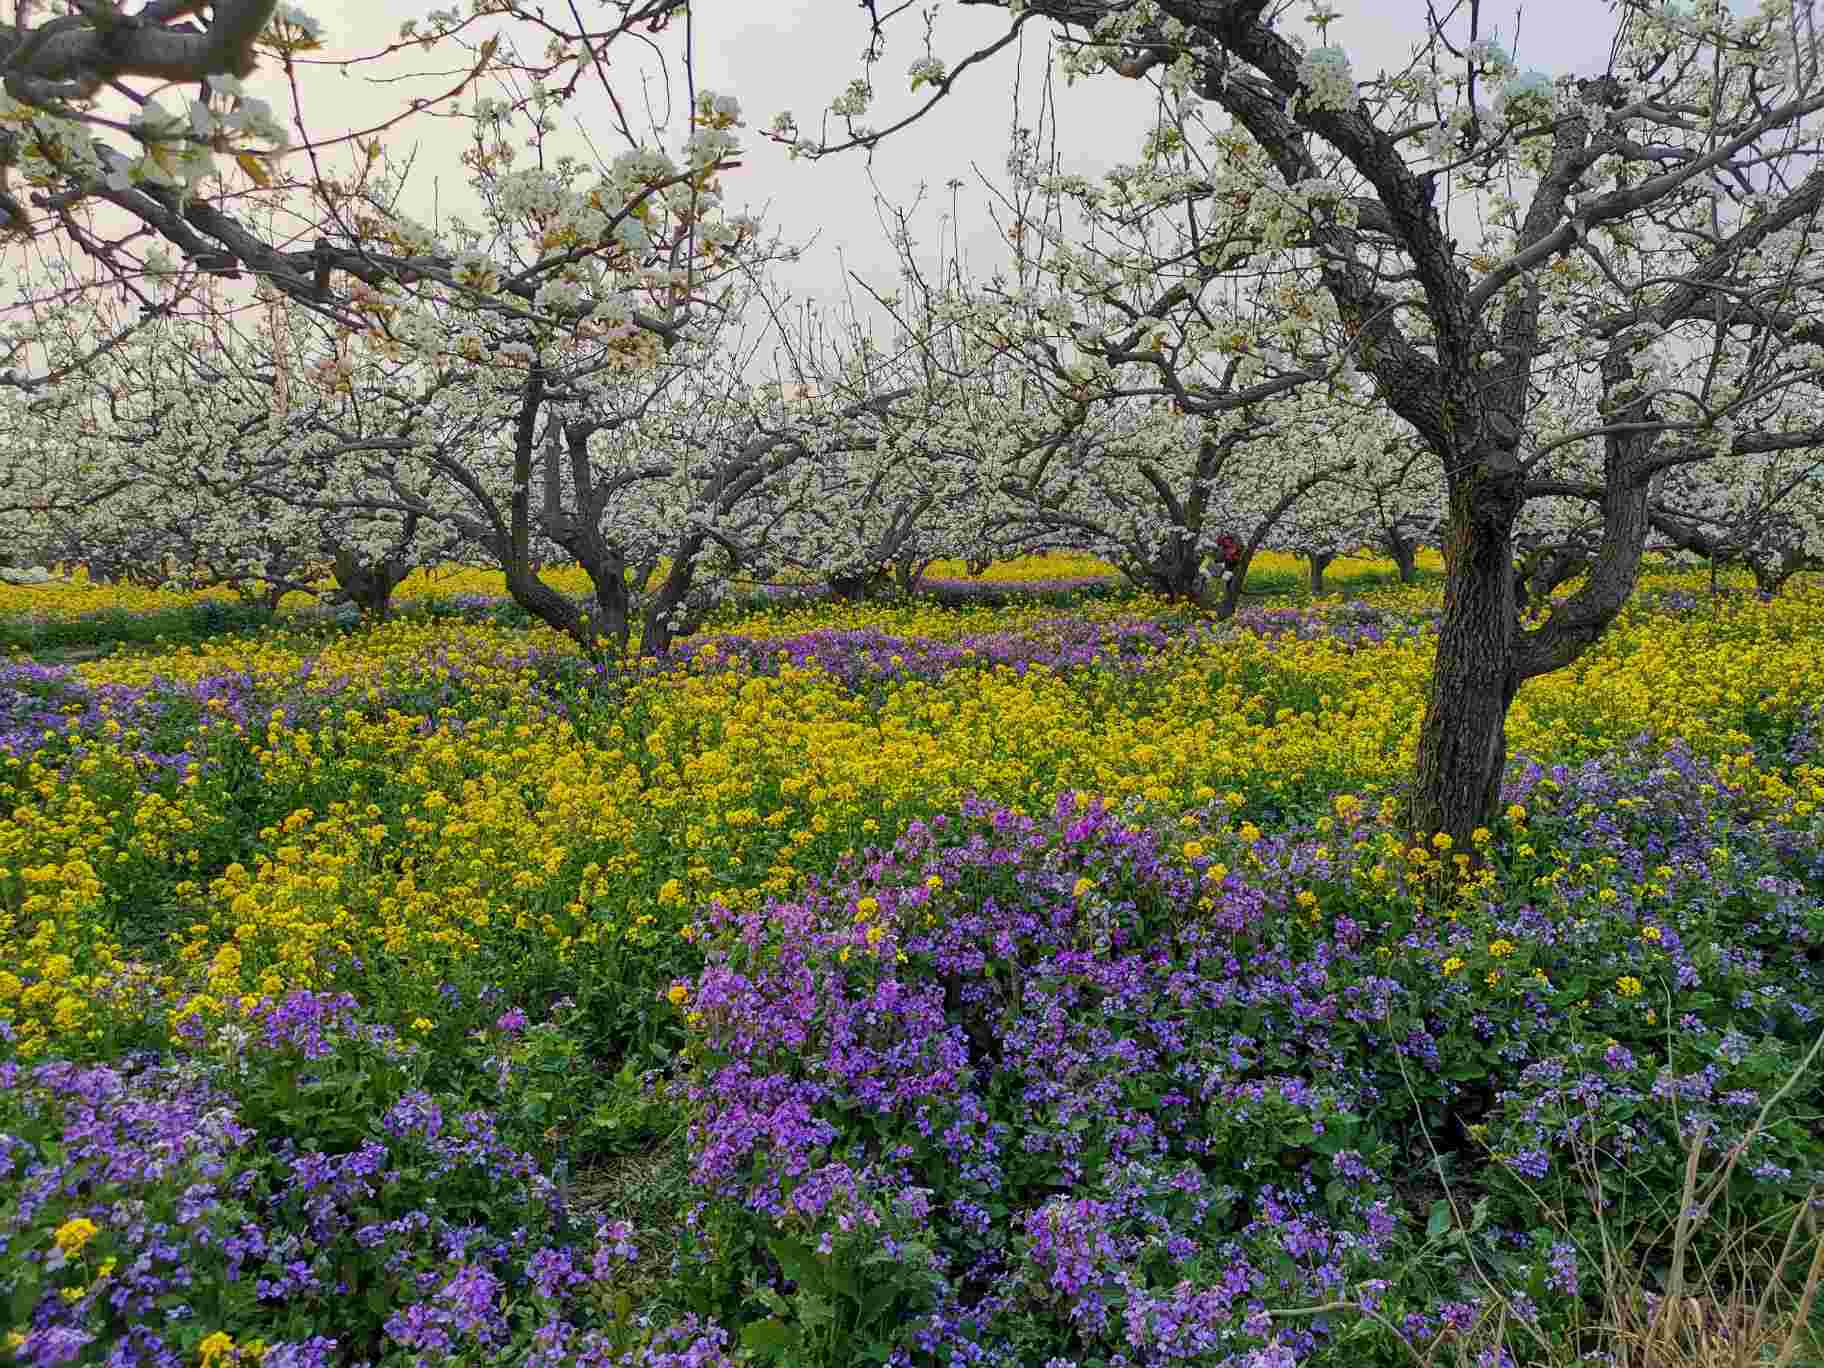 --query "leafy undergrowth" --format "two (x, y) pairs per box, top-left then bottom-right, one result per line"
(3, 580), (1823, 1365)
(4, 742), (1822, 1365)
(672, 756), (1824, 1366)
